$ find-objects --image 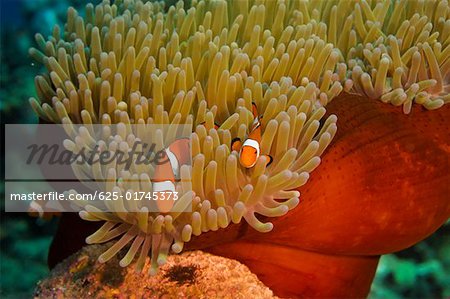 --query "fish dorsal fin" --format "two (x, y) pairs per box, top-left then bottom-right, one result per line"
(251, 102), (258, 118)
(231, 137), (242, 152)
